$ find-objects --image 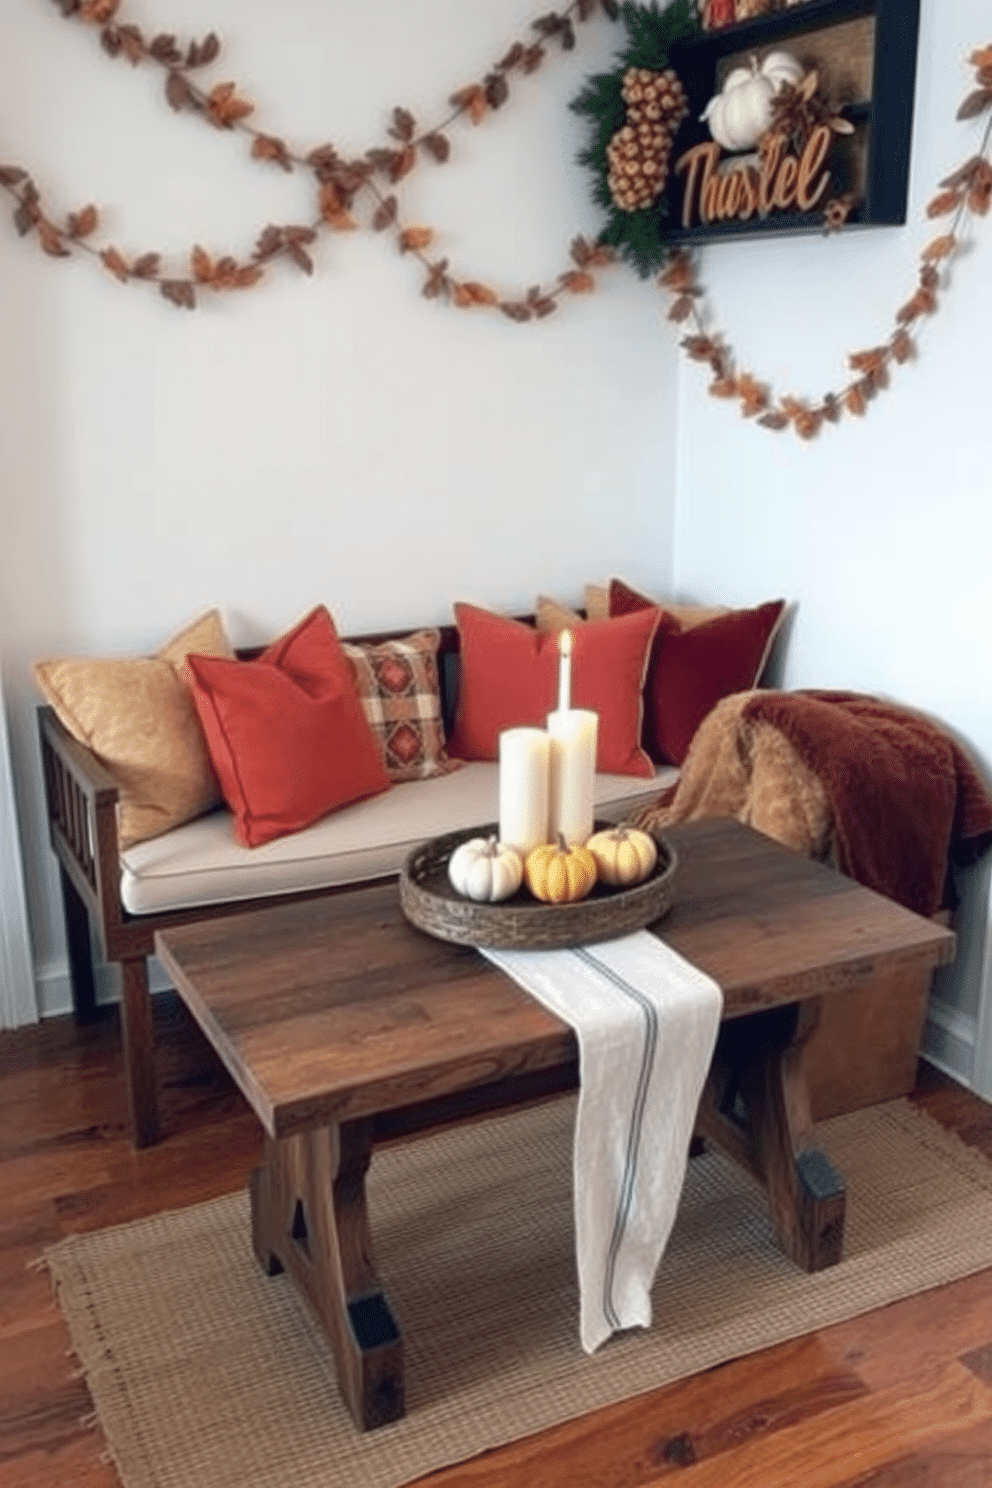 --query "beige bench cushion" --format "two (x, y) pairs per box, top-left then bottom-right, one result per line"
(119, 761), (676, 916)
